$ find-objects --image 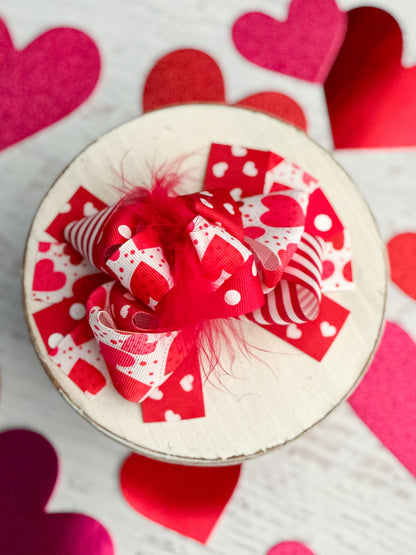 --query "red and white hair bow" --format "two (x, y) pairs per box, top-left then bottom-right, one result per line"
(31, 144), (353, 422)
